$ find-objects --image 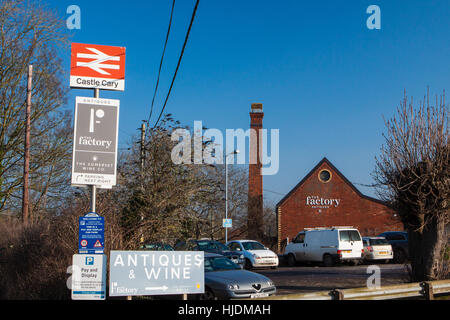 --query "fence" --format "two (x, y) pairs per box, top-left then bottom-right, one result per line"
(254, 279), (450, 300)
